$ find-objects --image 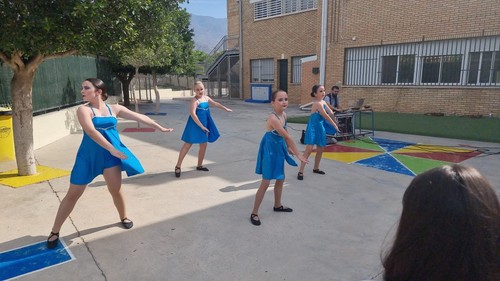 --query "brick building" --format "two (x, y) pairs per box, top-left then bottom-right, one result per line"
(225, 0), (500, 116)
